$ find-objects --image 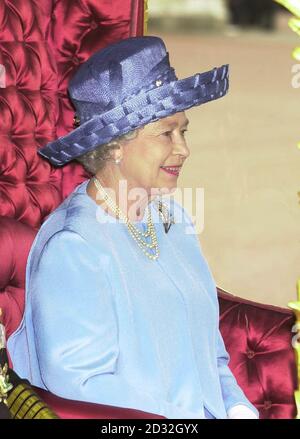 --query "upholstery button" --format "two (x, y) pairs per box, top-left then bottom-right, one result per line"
(73, 56), (80, 65)
(263, 400), (272, 410)
(246, 350), (255, 359)
(91, 21), (97, 30)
